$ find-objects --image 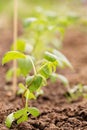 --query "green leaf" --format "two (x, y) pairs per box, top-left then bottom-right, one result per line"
(50, 73), (69, 86)
(26, 76), (34, 86)
(2, 51), (26, 65)
(11, 39), (26, 52)
(17, 114), (28, 124)
(24, 17), (37, 27)
(39, 63), (52, 79)
(6, 69), (13, 82)
(36, 89), (44, 97)
(17, 83), (26, 95)
(6, 68), (21, 82)
(29, 75), (43, 92)
(28, 107), (40, 117)
(50, 73), (58, 82)
(5, 113), (15, 128)
(14, 108), (29, 124)
(25, 90), (36, 99)
(57, 74), (69, 86)
(14, 108), (26, 120)
(18, 56), (33, 77)
(5, 106), (40, 127)
(28, 92), (36, 99)
(53, 49), (73, 69)
(44, 51), (66, 69)
(66, 84), (83, 102)
(44, 51), (57, 62)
